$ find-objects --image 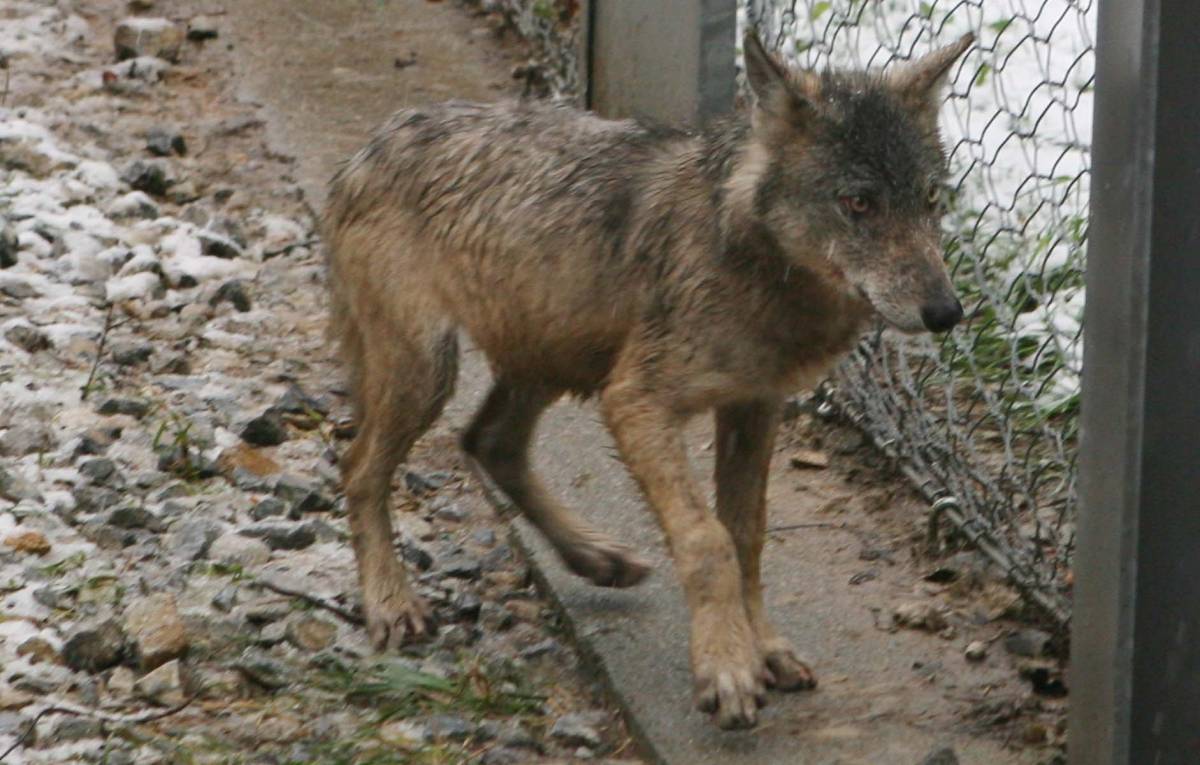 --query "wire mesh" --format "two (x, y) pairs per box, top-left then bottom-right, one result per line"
(745, 0), (1093, 623)
(474, 0), (582, 99)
